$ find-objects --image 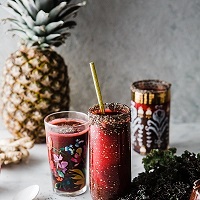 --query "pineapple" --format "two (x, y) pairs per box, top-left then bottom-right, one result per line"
(0, 0), (85, 143)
